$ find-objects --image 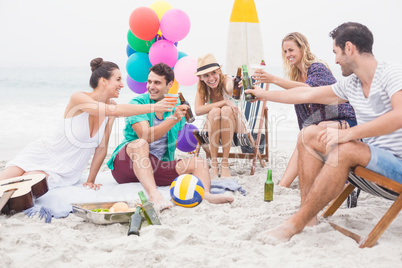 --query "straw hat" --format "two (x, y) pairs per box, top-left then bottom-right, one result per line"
(195, 53), (222, 75)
